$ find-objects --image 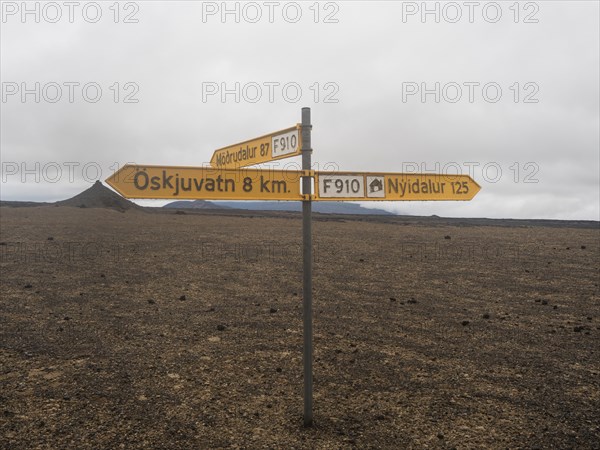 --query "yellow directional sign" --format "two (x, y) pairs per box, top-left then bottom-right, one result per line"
(315, 172), (481, 201)
(106, 165), (303, 200)
(210, 125), (302, 169)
